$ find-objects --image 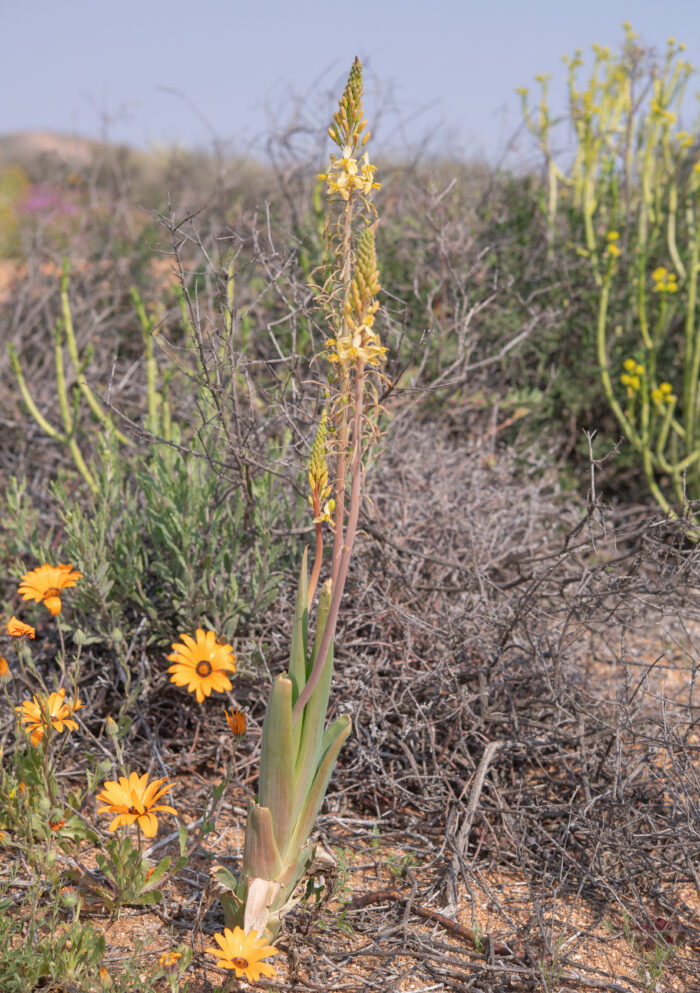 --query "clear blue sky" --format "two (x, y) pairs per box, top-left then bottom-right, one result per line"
(3, 0), (699, 163)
